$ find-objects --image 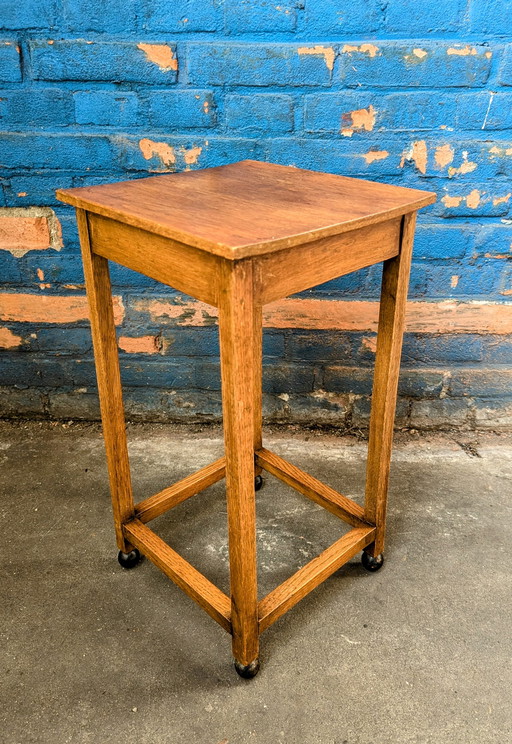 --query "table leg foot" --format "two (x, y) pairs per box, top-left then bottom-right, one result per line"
(362, 551), (384, 572)
(118, 548), (141, 569)
(234, 658), (260, 679)
(254, 475), (264, 492)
